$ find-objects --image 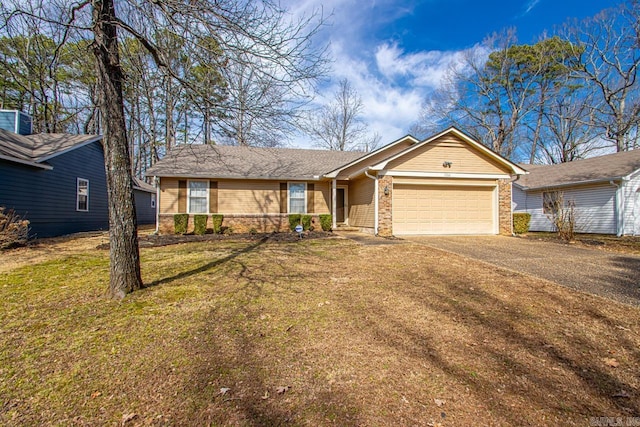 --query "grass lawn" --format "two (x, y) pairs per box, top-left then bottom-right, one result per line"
(1, 234), (639, 426)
